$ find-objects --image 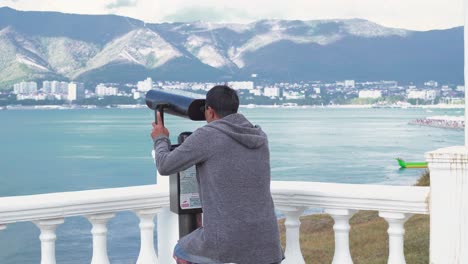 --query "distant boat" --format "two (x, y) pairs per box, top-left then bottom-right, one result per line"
(372, 103), (401, 109)
(396, 158), (428, 168)
(282, 103), (298, 107)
